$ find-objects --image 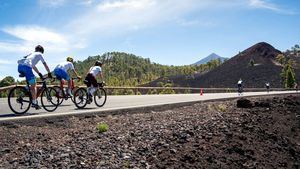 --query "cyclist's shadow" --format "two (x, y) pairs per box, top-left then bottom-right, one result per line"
(0, 112), (40, 118)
